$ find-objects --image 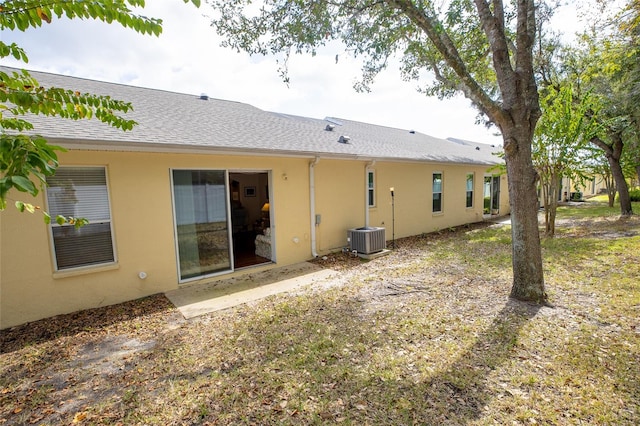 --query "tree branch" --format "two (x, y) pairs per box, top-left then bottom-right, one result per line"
(386, 0), (506, 124)
(474, 0), (515, 108)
